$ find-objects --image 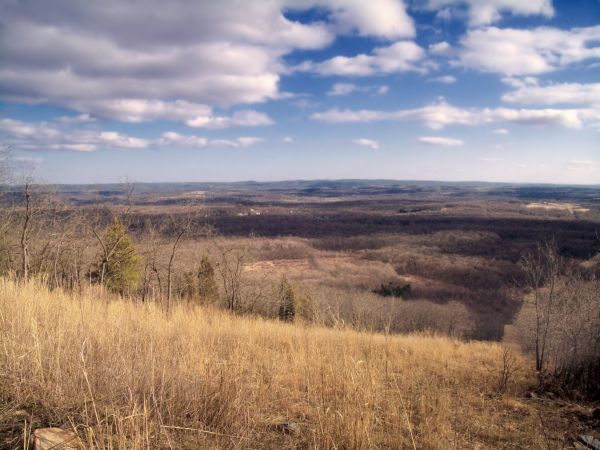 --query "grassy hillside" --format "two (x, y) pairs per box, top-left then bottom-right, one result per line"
(0, 278), (584, 449)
